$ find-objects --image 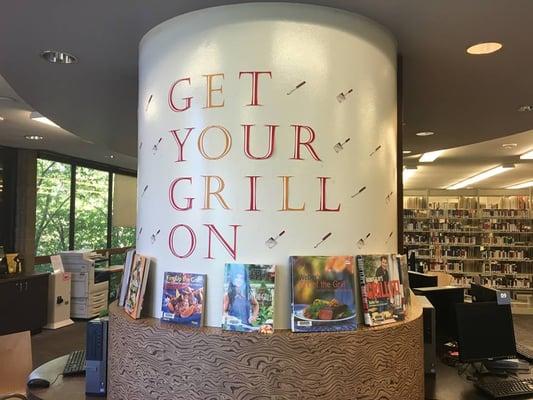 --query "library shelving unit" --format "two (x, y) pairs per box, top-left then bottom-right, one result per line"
(403, 189), (532, 292)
